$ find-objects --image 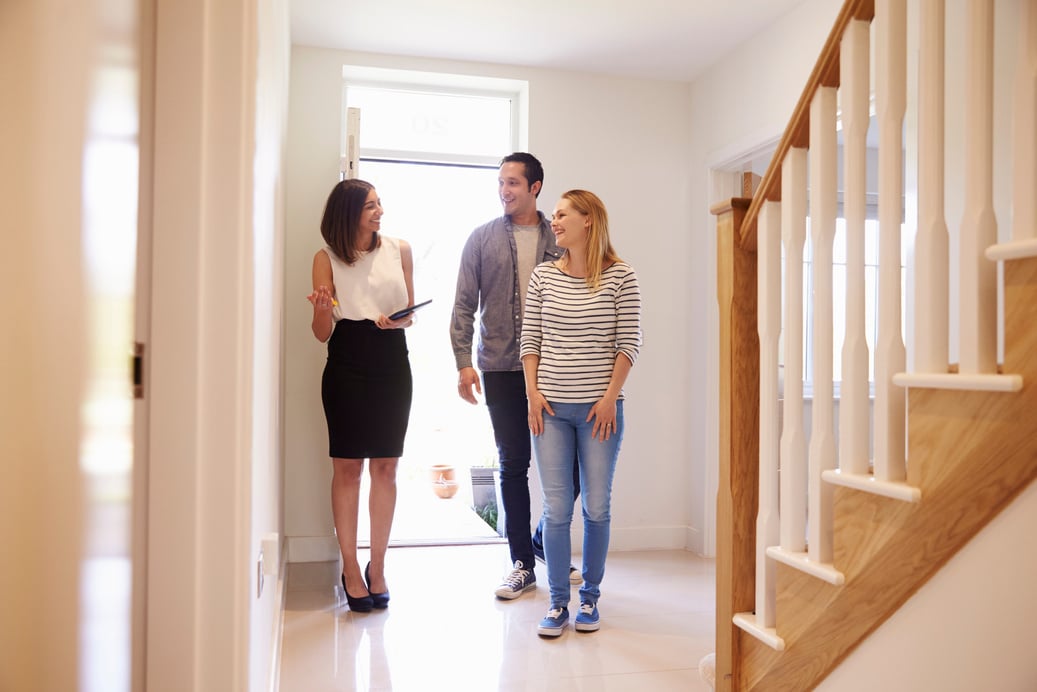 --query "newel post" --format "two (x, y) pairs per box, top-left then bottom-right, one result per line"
(712, 198), (759, 691)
